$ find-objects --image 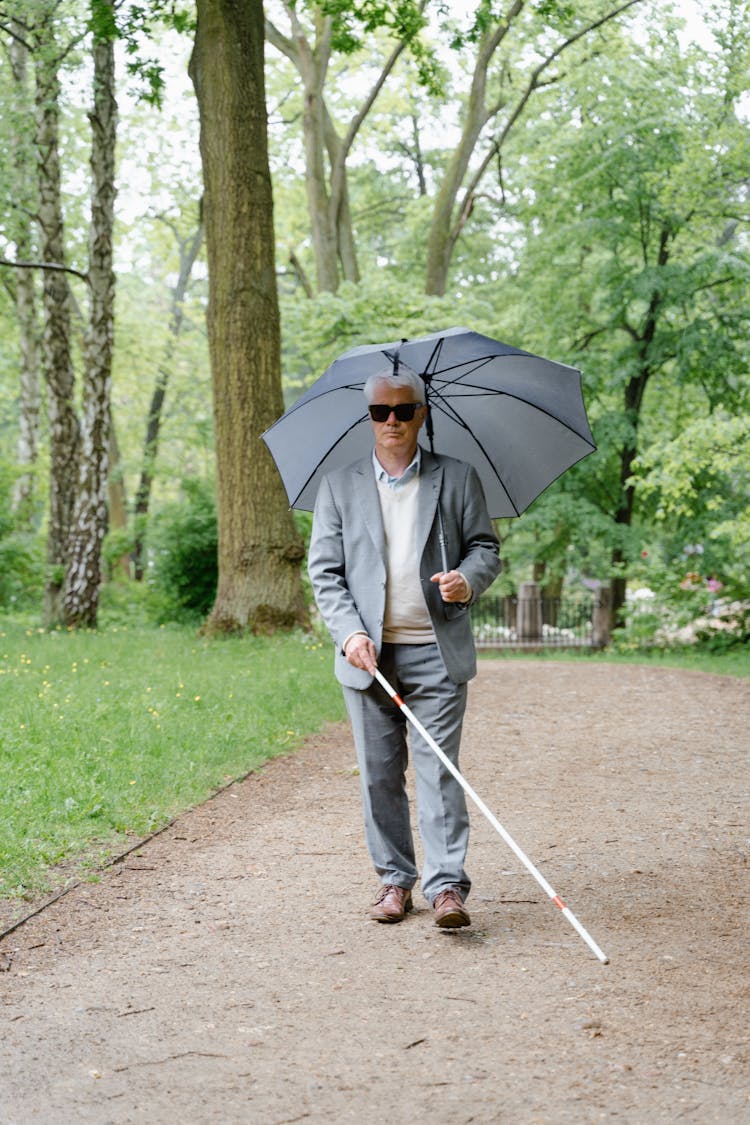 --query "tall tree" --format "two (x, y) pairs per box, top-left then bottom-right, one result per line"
(30, 1), (81, 624)
(62, 0), (118, 626)
(5, 22), (41, 523)
(190, 0), (307, 632)
(265, 0), (428, 294)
